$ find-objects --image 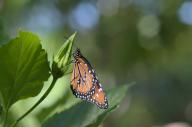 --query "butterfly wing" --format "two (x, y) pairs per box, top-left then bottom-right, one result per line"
(71, 57), (96, 99)
(71, 49), (108, 109)
(87, 81), (108, 109)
